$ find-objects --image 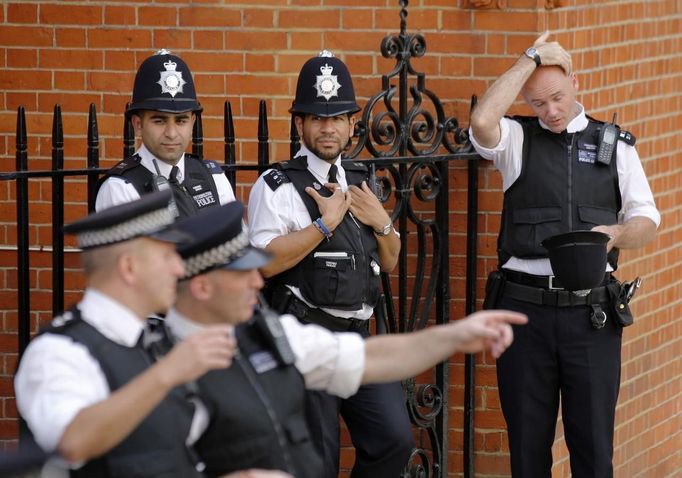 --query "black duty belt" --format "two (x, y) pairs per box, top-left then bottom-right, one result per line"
(503, 281), (610, 307)
(502, 269), (612, 290)
(285, 295), (369, 333)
